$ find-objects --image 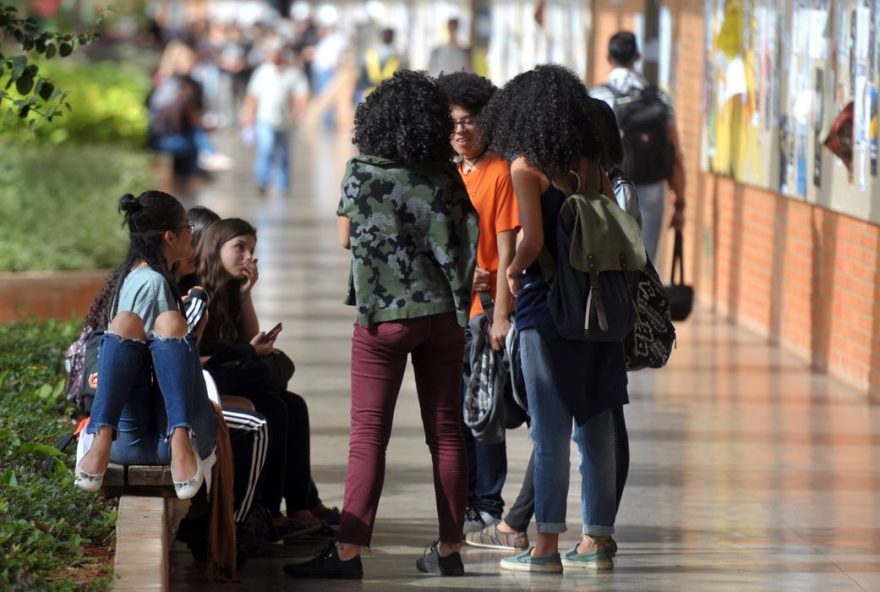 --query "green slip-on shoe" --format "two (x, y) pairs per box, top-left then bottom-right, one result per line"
(561, 544), (613, 571)
(499, 547), (563, 573)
